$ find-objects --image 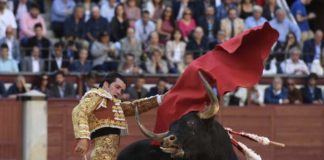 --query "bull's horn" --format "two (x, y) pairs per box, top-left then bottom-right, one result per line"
(135, 106), (169, 141)
(197, 71), (220, 119)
